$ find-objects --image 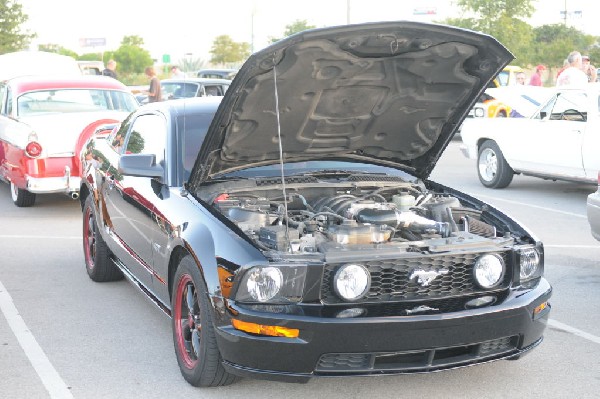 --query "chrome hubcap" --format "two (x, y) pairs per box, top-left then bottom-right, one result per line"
(478, 148), (498, 182)
(10, 182), (18, 202)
